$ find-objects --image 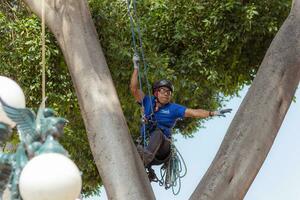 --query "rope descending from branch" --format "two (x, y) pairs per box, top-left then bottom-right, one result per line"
(126, 0), (154, 148)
